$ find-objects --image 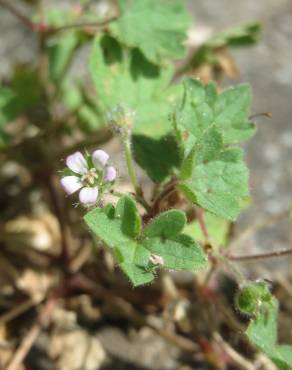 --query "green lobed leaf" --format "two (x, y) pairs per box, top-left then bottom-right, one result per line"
(90, 35), (173, 117)
(115, 195), (141, 237)
(142, 234), (207, 271)
(179, 127), (250, 220)
(115, 241), (150, 268)
(84, 205), (135, 248)
(143, 210), (186, 238)
(214, 84), (255, 144)
(132, 134), (182, 183)
(142, 209), (207, 271)
(246, 298), (278, 353)
(273, 346), (292, 369)
(119, 262), (154, 286)
(177, 78), (255, 146)
(90, 34), (183, 181)
(245, 297), (292, 369)
(110, 0), (191, 65)
(176, 79), (253, 220)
